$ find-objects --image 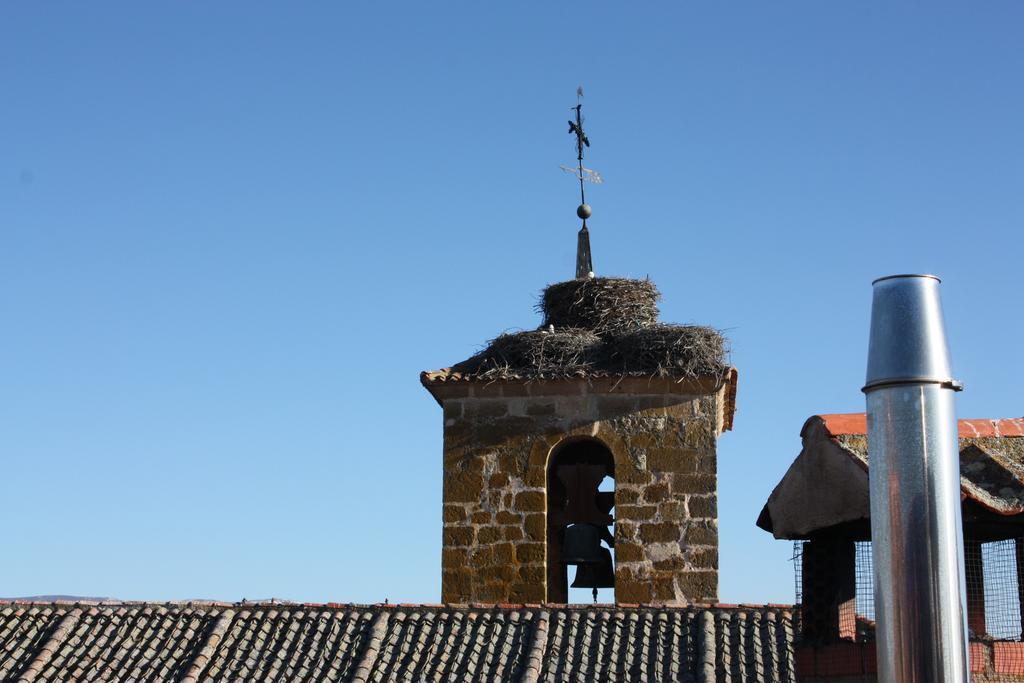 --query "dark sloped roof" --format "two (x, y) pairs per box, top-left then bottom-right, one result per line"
(820, 414), (1024, 516)
(758, 413), (1024, 539)
(0, 602), (796, 682)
